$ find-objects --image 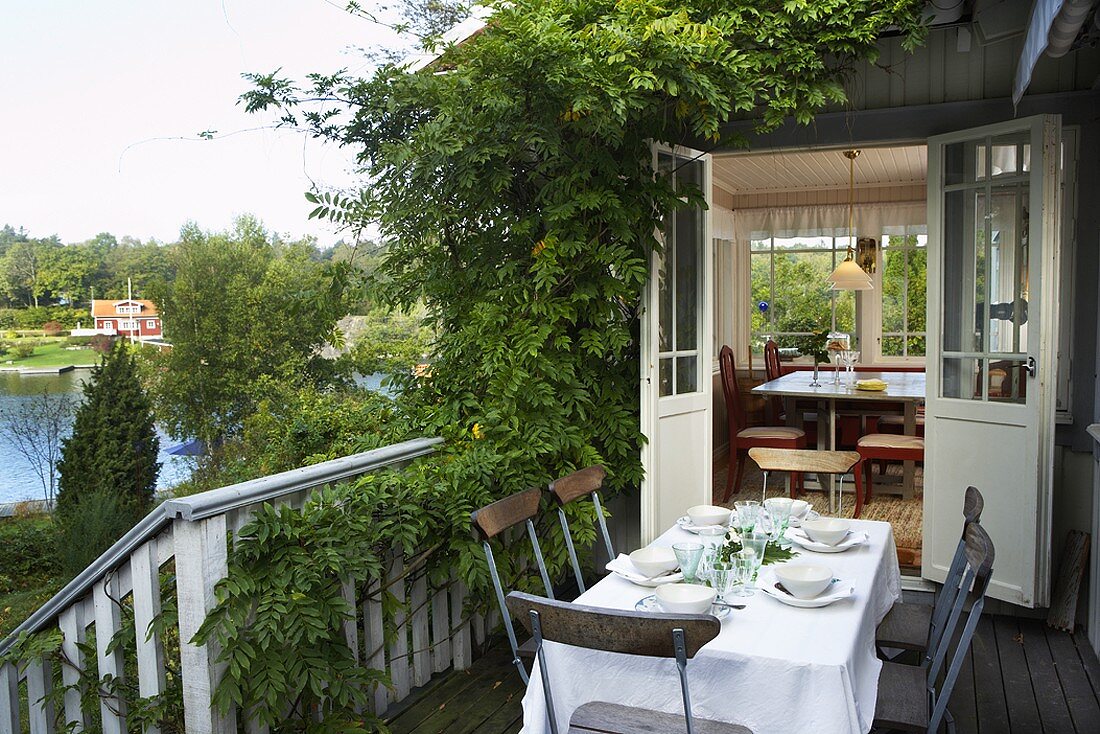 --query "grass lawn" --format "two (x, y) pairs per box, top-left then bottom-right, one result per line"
(1, 339), (100, 369)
